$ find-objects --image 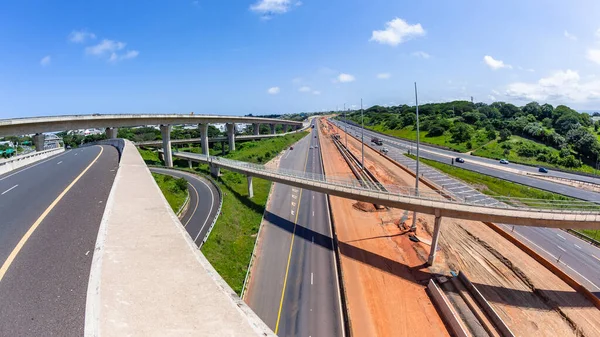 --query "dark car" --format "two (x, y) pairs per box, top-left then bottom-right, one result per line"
(289, 146), (294, 150)
(455, 157), (465, 163)
(538, 167), (548, 173)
